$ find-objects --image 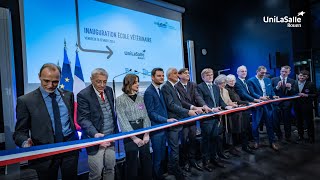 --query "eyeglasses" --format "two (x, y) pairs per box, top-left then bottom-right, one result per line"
(94, 80), (107, 85)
